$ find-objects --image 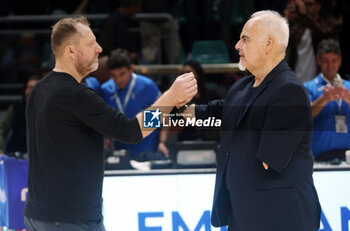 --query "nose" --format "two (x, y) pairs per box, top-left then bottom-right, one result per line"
(235, 40), (241, 51)
(96, 42), (103, 54)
